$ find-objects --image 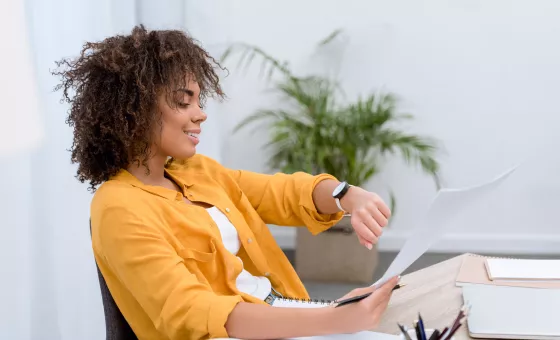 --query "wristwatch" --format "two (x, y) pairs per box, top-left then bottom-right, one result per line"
(332, 181), (350, 212)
